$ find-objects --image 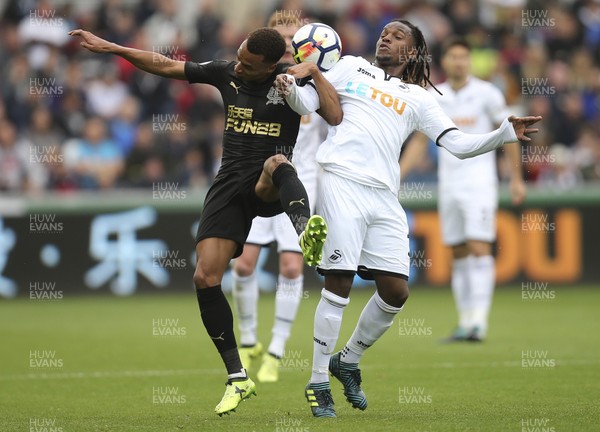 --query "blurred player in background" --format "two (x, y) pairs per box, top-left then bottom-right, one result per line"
(277, 19), (540, 418)
(232, 12), (328, 383)
(401, 37), (526, 342)
(69, 27), (341, 416)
